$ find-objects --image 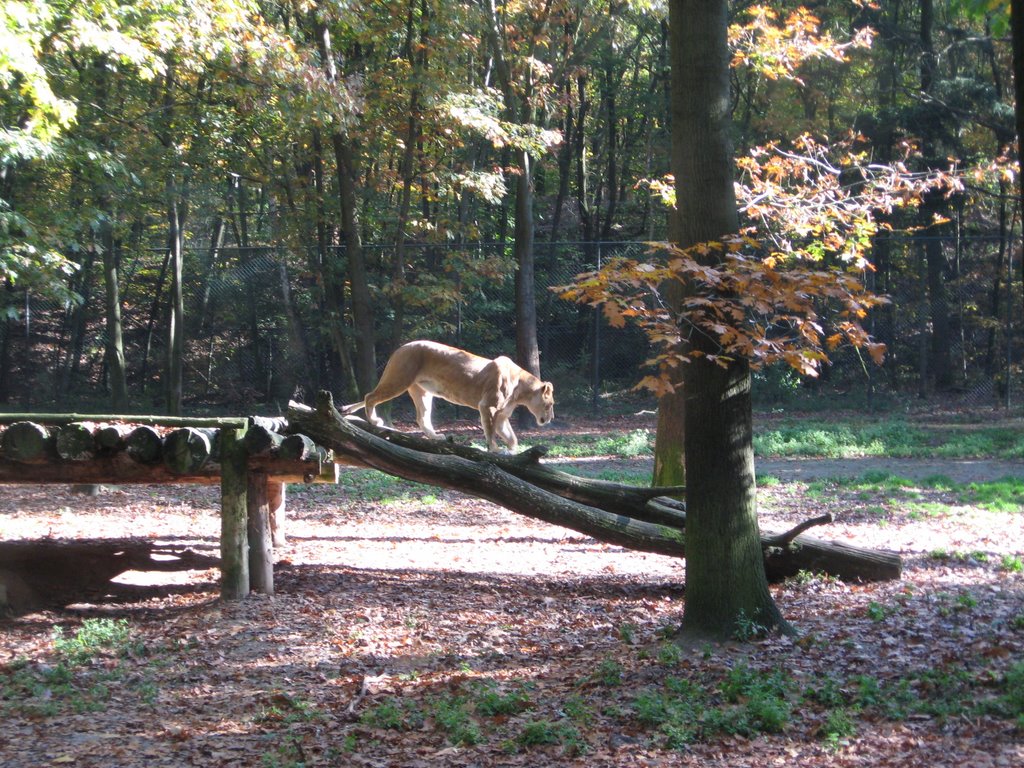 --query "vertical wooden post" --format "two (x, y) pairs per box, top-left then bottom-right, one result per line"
(247, 471), (274, 595)
(219, 426), (249, 599)
(269, 481), (286, 547)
